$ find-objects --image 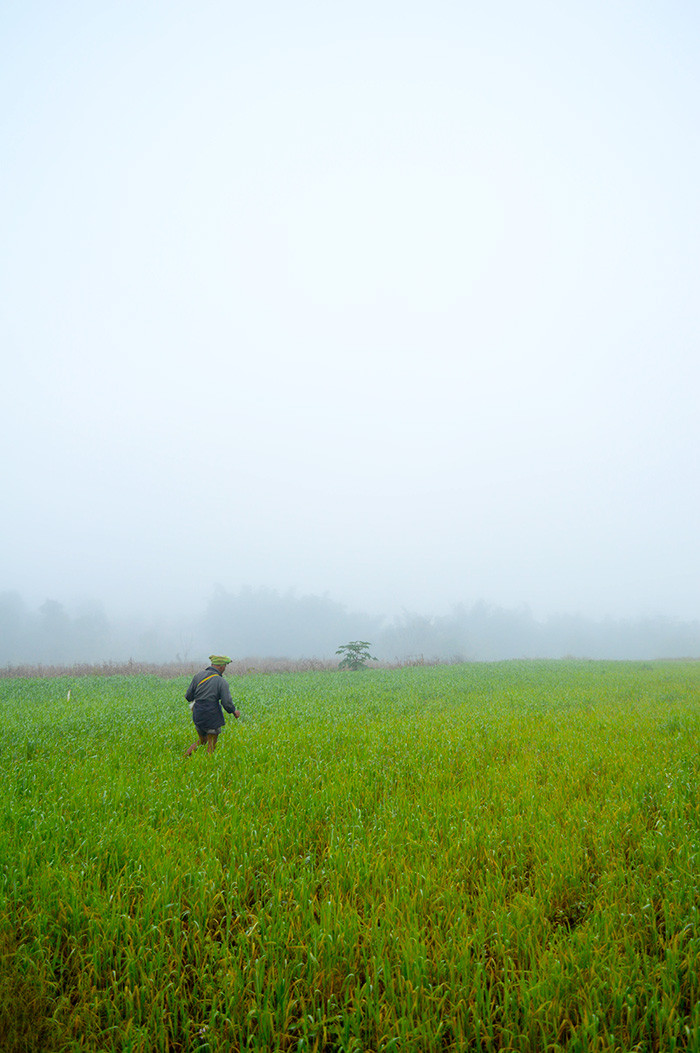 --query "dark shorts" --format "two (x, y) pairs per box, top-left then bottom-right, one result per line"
(195, 724), (224, 738)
